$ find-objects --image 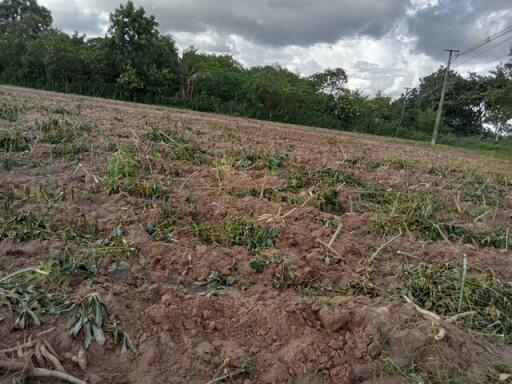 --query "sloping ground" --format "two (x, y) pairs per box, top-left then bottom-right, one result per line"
(1, 85), (512, 384)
